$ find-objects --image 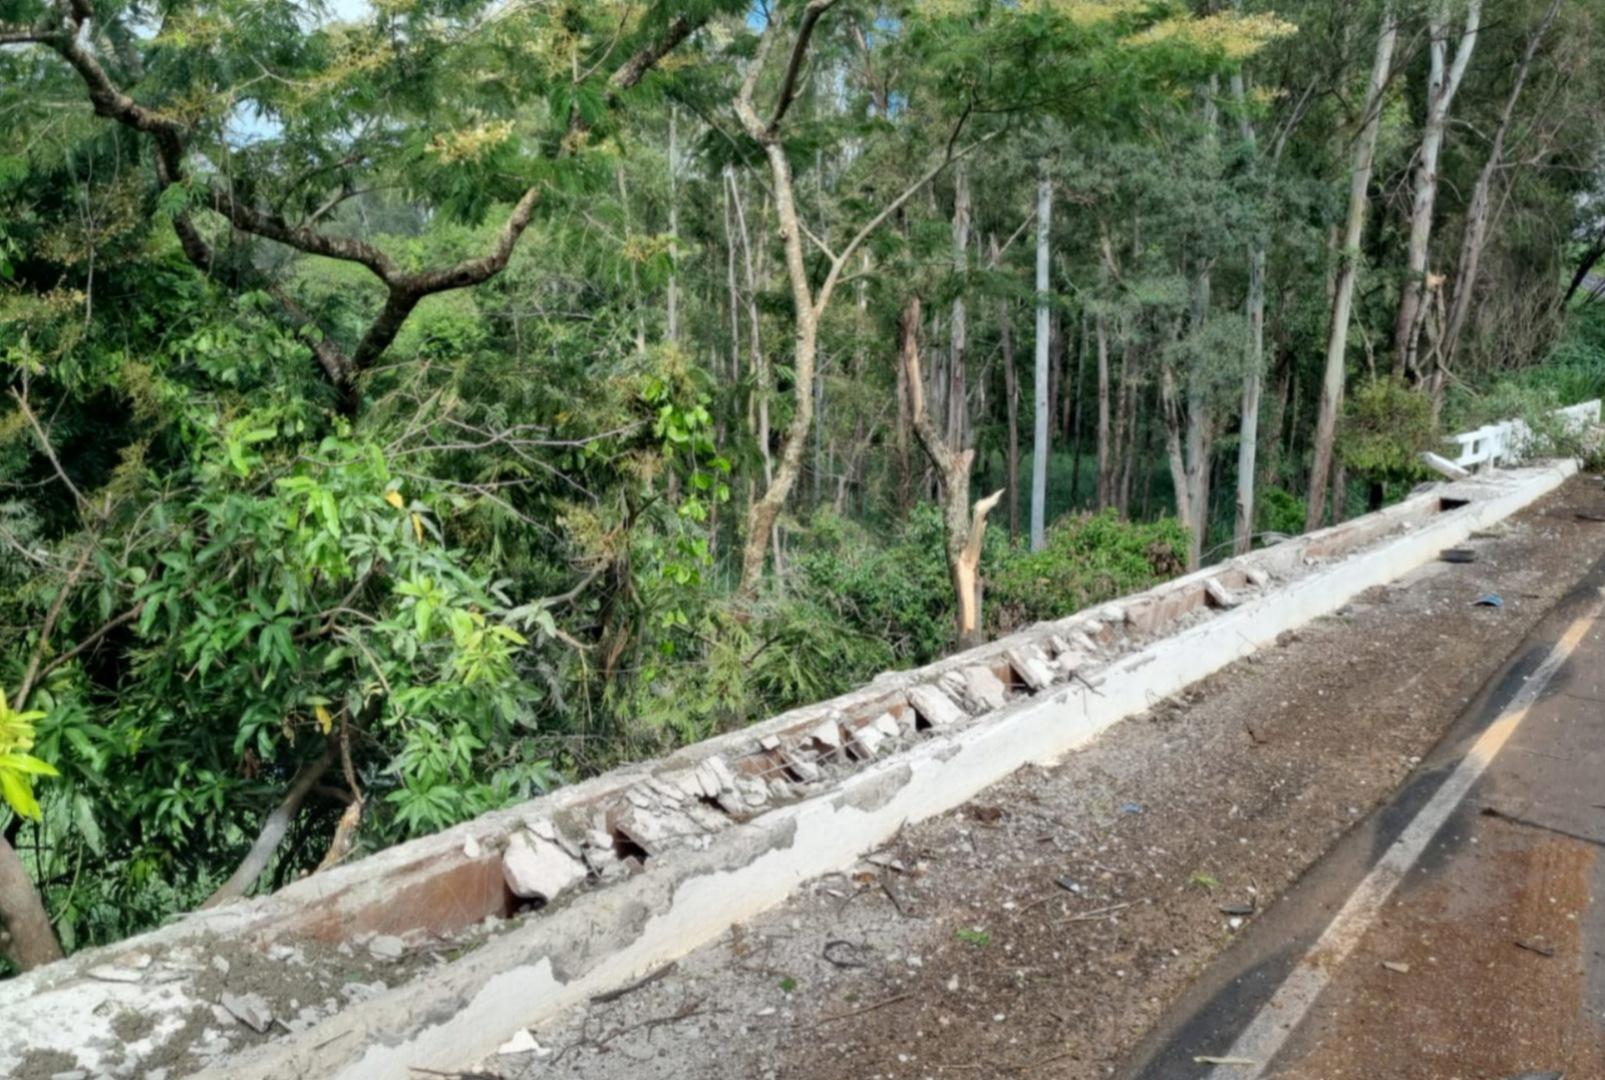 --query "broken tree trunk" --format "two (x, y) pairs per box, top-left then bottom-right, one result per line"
(900, 297), (1003, 648)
